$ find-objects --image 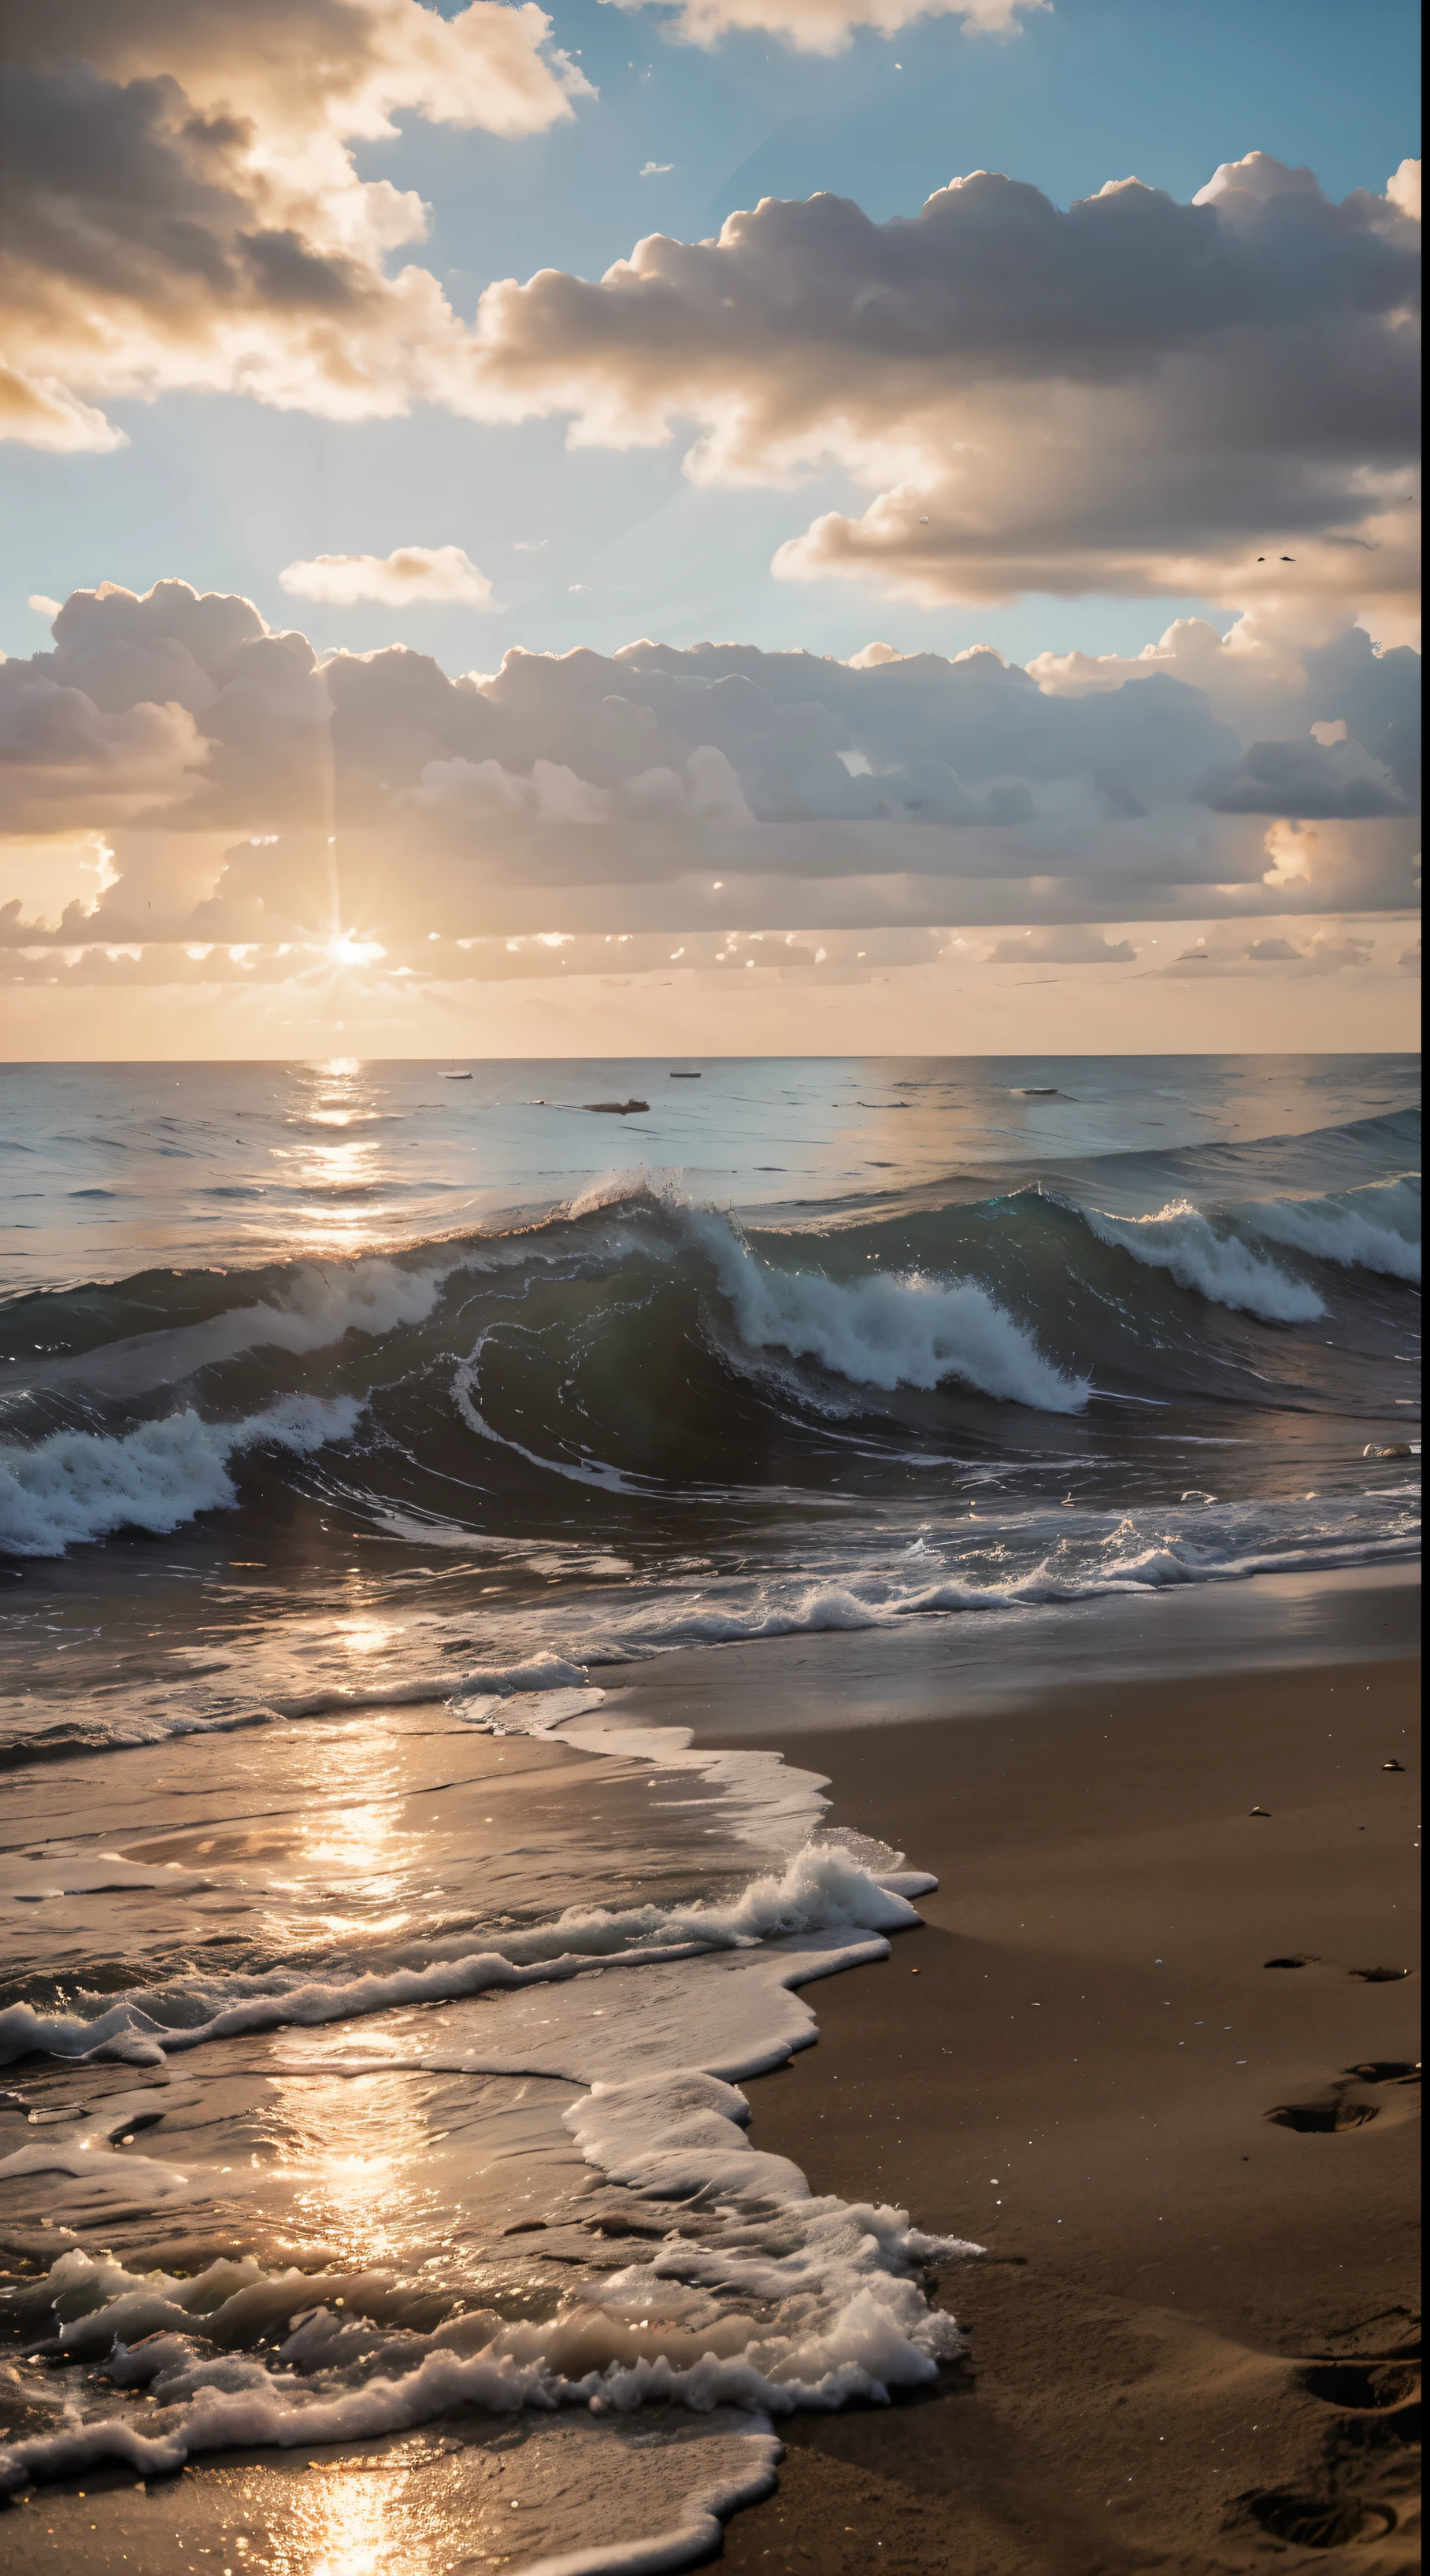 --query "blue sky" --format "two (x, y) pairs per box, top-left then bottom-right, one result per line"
(2, 0), (1418, 672)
